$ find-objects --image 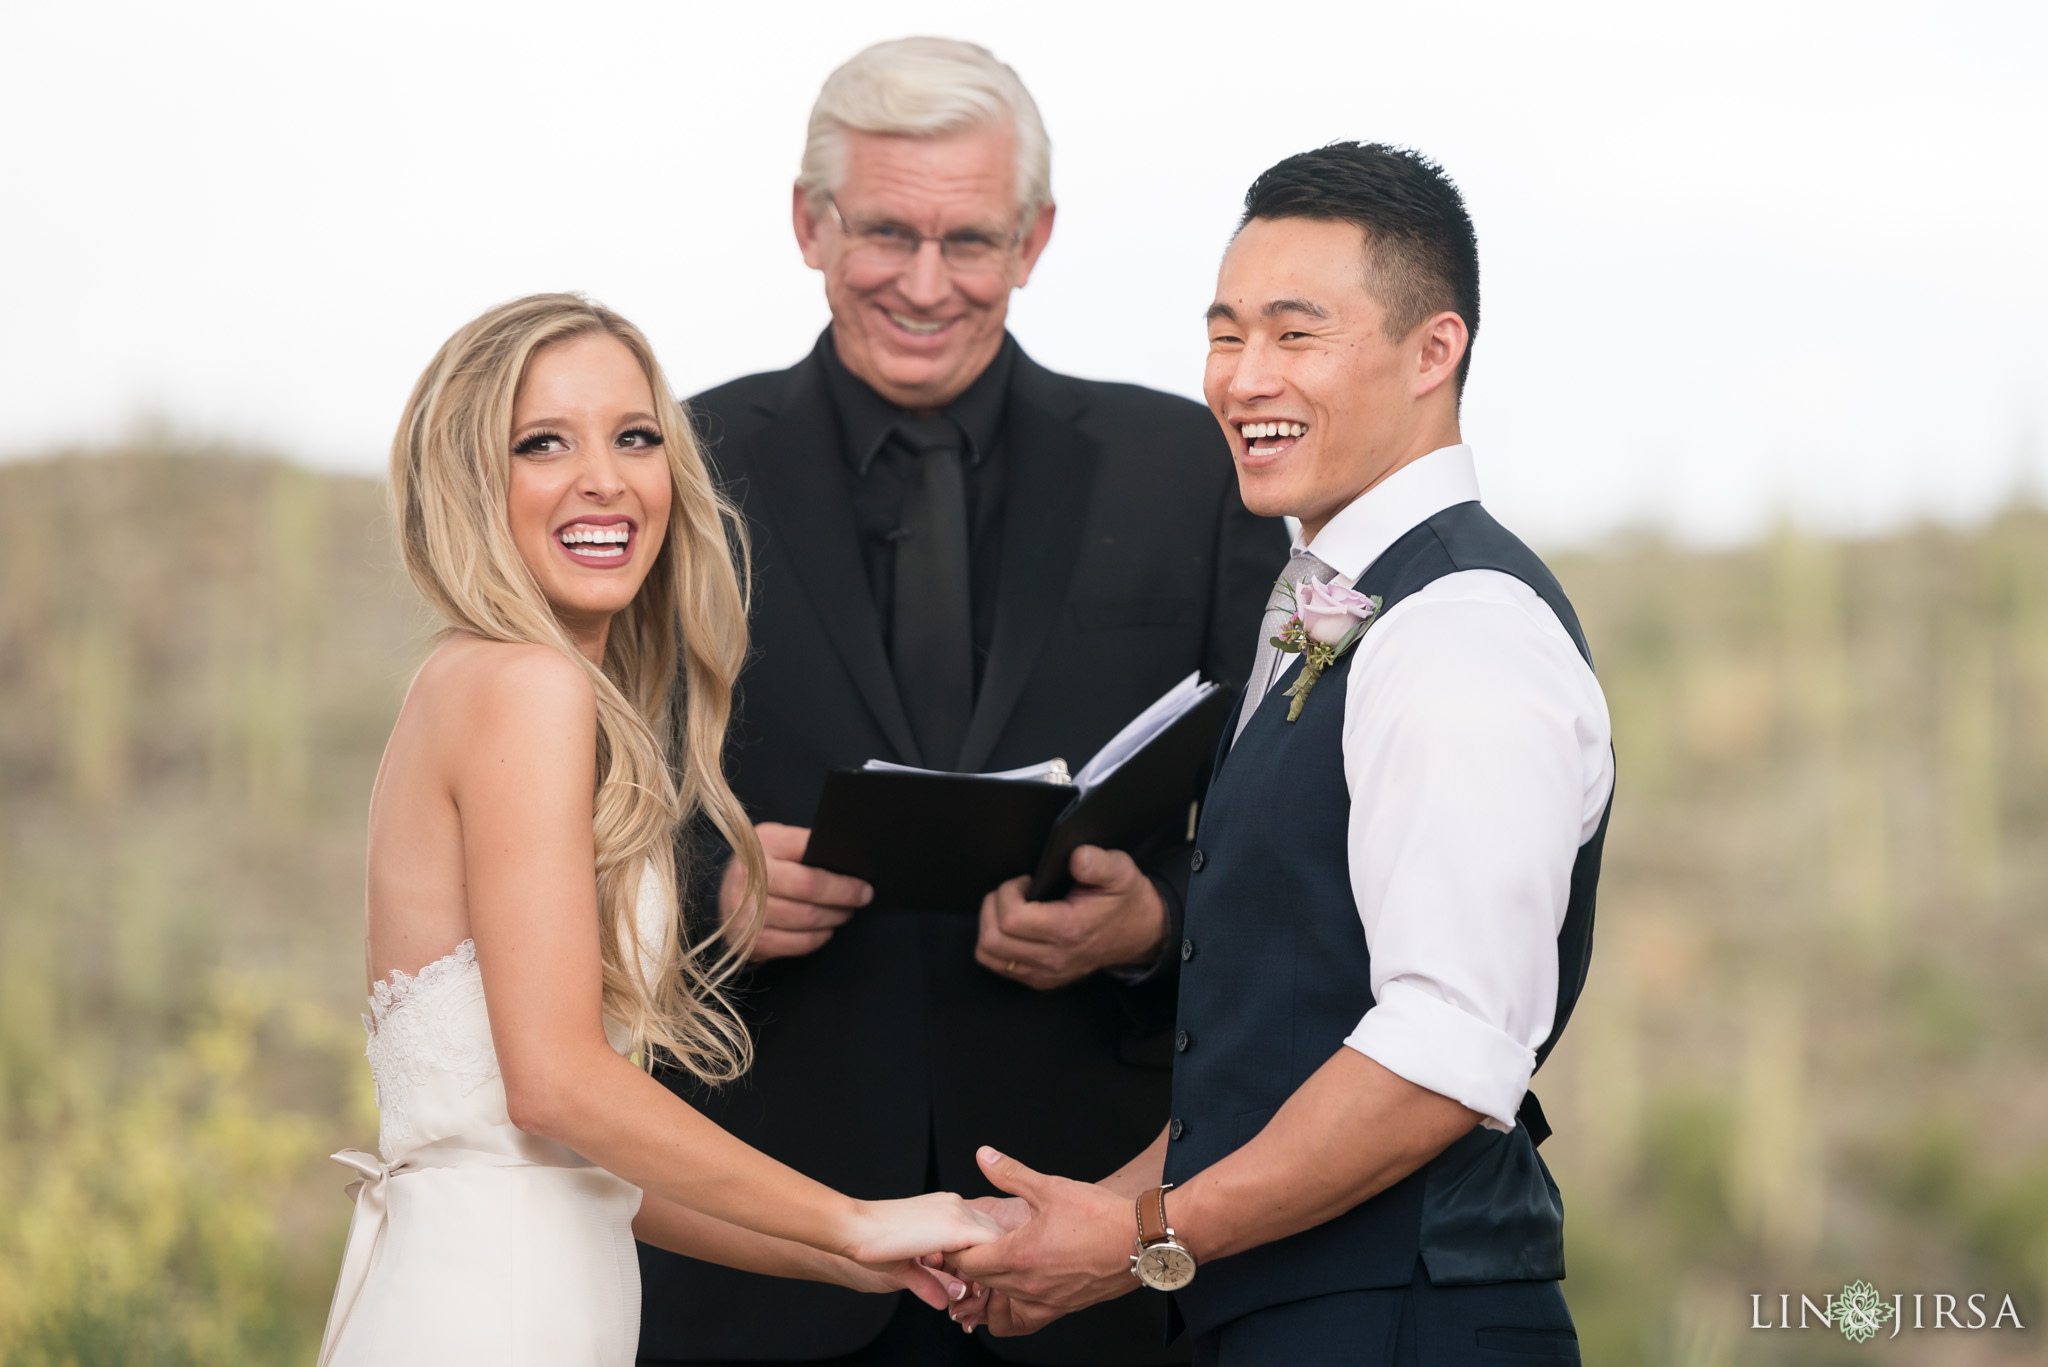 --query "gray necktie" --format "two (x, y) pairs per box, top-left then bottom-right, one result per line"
(1232, 549), (1336, 746)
